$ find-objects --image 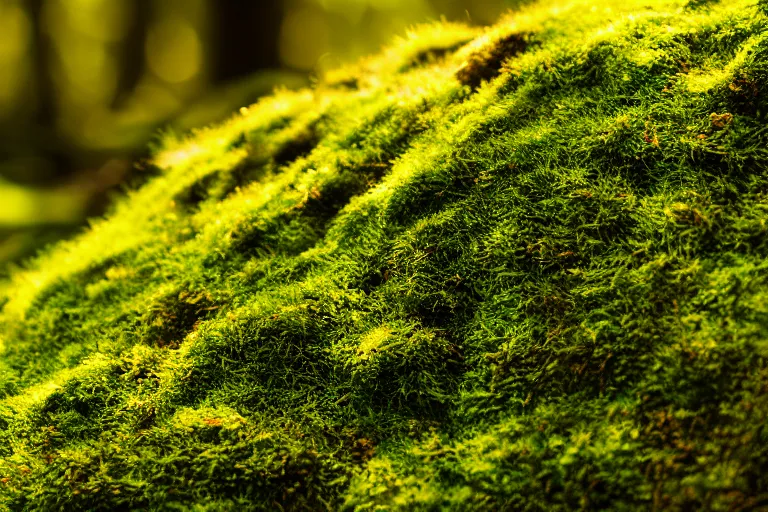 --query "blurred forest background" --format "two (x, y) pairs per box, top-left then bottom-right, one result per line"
(0, 0), (521, 272)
